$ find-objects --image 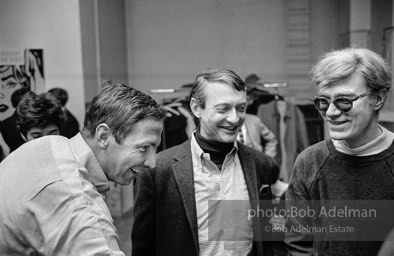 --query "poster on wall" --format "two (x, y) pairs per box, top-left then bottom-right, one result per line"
(0, 49), (45, 121)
